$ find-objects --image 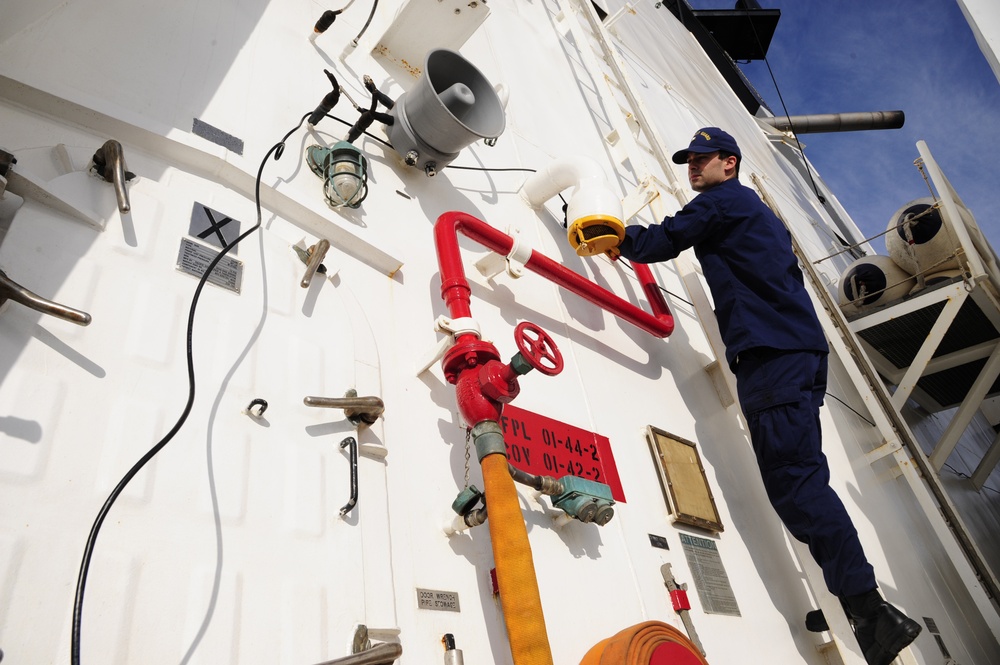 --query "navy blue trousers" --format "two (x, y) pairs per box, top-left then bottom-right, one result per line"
(735, 348), (876, 597)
